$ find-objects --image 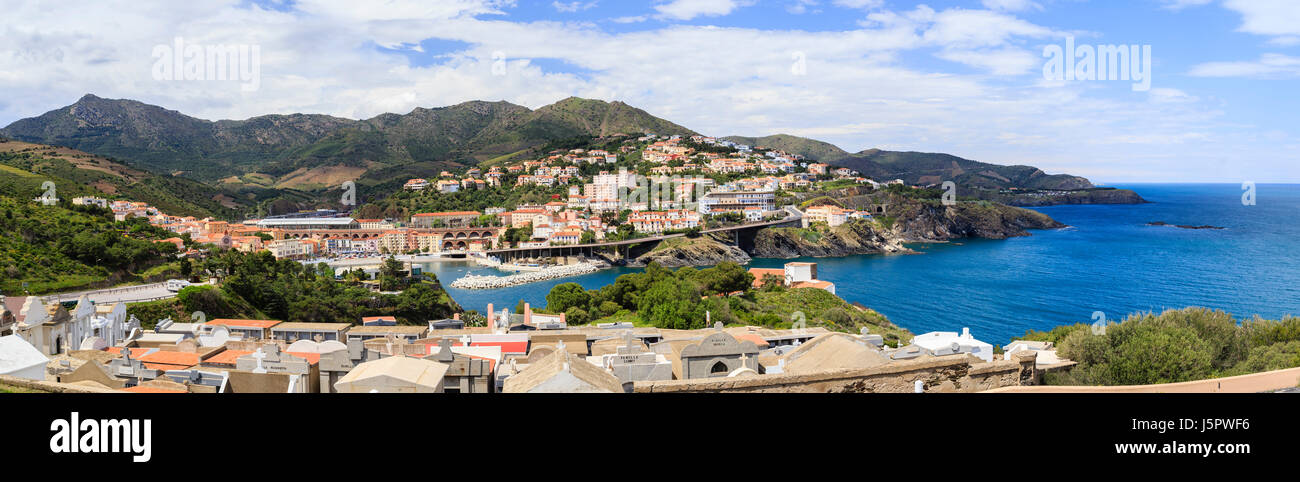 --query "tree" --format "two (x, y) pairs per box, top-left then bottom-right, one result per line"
(546, 282), (592, 314)
(759, 273), (785, 292)
(636, 278), (701, 330)
(693, 261), (755, 296)
(564, 307), (591, 326)
(380, 256), (405, 291)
